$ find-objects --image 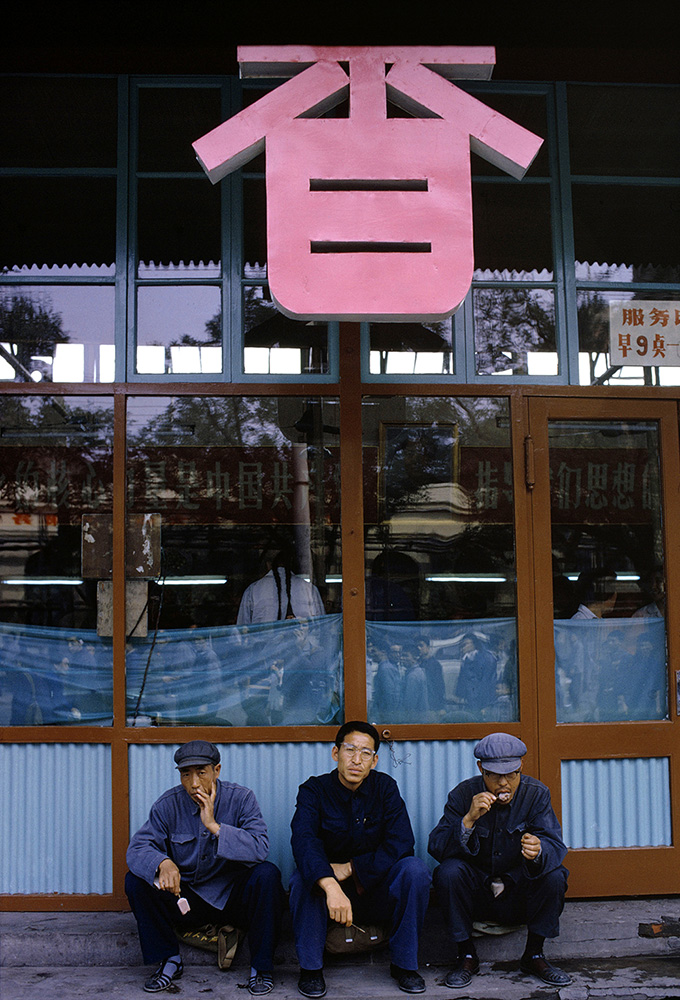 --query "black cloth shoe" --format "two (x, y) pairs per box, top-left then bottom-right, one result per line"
(390, 964), (426, 994)
(444, 955), (479, 989)
(520, 953), (572, 986)
(298, 969), (327, 998)
(143, 957), (183, 993)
